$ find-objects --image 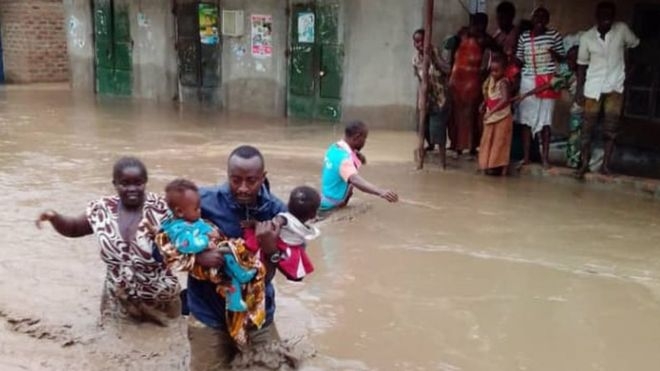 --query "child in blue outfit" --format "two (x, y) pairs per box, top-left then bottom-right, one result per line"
(162, 179), (256, 312)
